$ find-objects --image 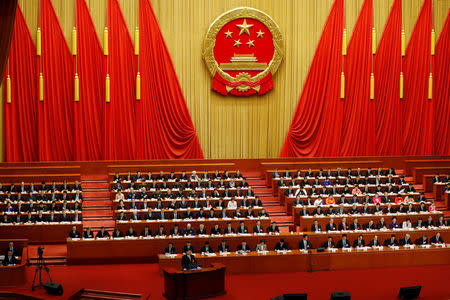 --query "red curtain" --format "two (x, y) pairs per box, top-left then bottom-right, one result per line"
(104, 0), (136, 160)
(136, 0), (203, 159)
(74, 0), (105, 160)
(39, 0), (74, 161)
(3, 4), (38, 162)
(401, 0), (434, 155)
(280, 0), (343, 157)
(340, 0), (374, 156)
(0, 0), (17, 83)
(434, 10), (450, 155)
(374, 0), (402, 155)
